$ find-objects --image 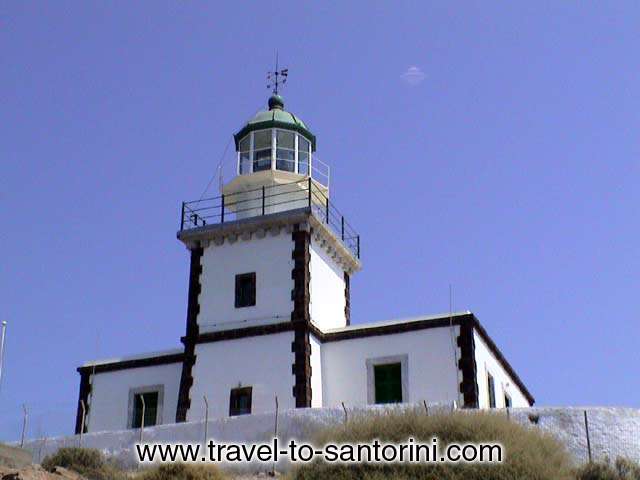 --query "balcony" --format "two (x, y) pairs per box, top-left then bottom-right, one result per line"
(179, 178), (360, 259)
